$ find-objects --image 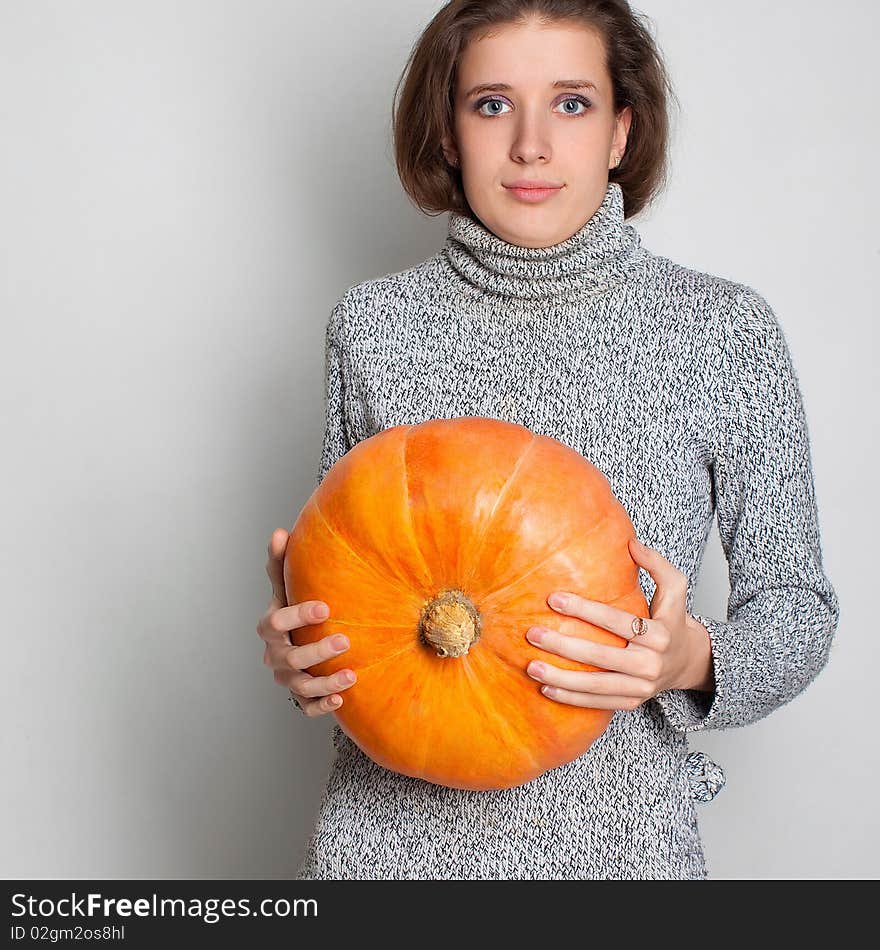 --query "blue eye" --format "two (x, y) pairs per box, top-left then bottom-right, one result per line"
(475, 97), (511, 116)
(473, 95), (592, 117)
(558, 95), (591, 115)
